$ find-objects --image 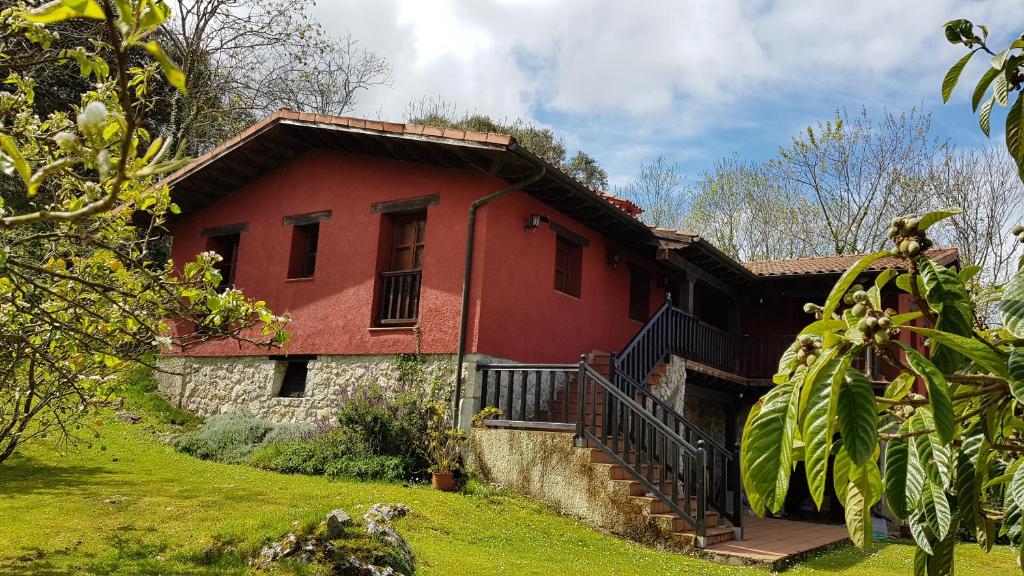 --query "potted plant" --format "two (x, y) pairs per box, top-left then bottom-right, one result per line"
(426, 403), (462, 491)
